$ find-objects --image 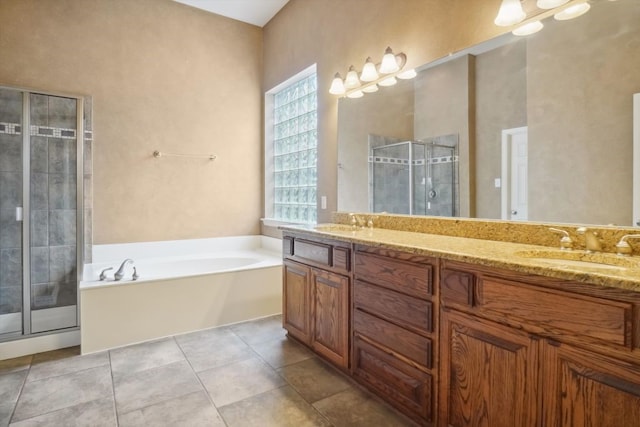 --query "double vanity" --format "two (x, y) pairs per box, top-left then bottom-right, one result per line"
(281, 214), (640, 426)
